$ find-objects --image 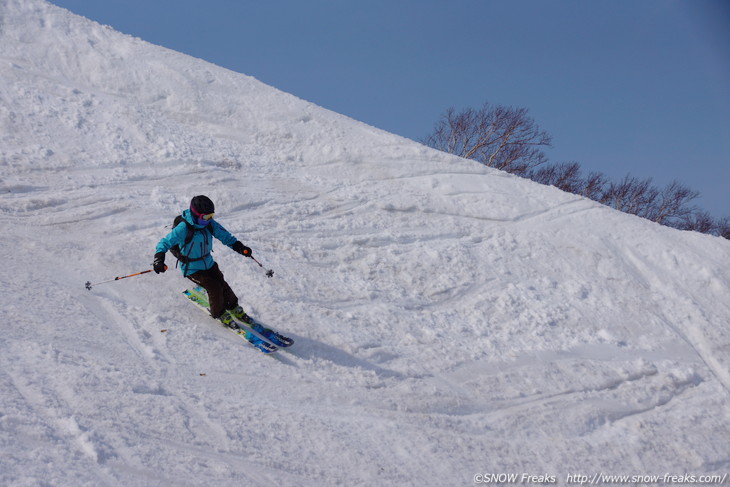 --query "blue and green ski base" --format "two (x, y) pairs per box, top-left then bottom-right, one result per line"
(182, 286), (293, 353)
